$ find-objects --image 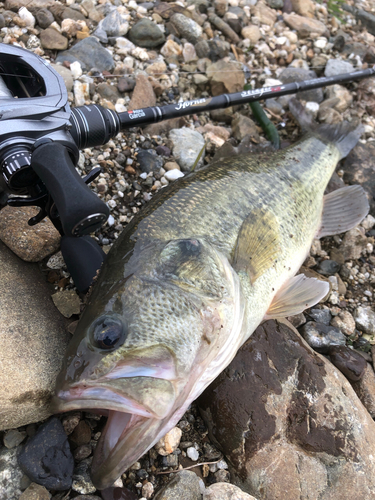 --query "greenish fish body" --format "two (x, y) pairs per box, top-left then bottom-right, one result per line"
(53, 119), (368, 489)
